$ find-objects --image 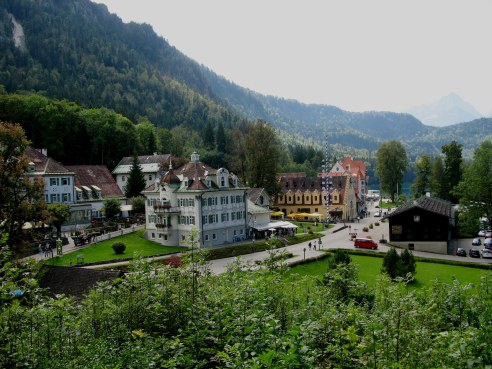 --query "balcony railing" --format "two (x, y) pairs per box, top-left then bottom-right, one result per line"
(155, 224), (172, 230)
(153, 204), (180, 214)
